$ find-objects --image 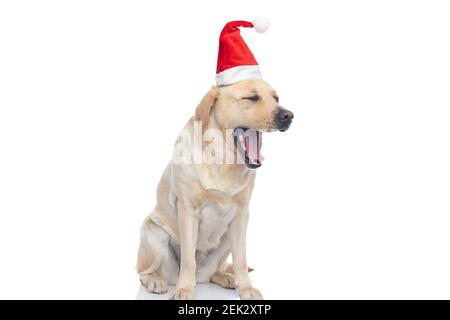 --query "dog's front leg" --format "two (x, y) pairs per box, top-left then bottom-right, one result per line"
(171, 203), (199, 300)
(229, 208), (263, 300)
